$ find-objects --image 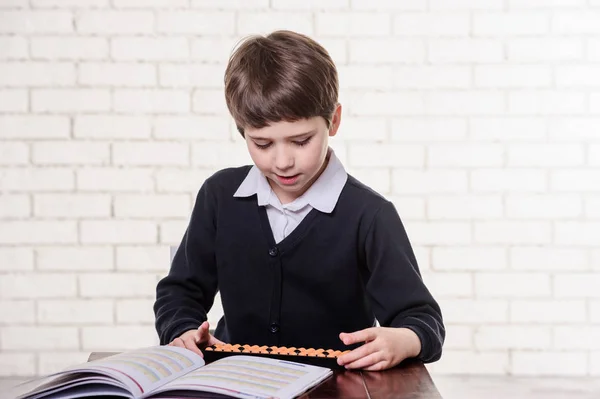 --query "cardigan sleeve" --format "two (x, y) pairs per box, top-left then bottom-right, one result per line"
(154, 180), (219, 345)
(363, 200), (445, 363)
